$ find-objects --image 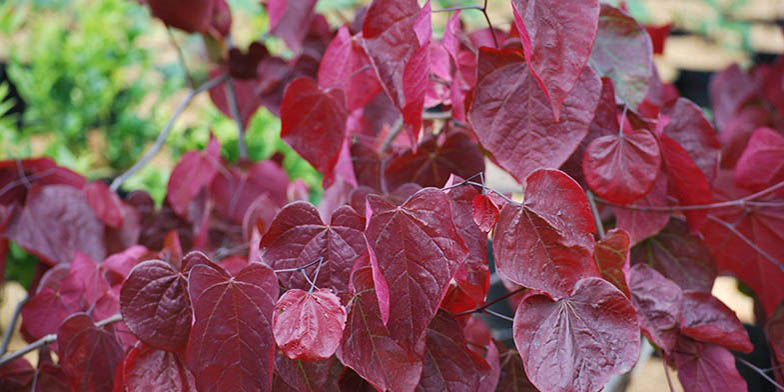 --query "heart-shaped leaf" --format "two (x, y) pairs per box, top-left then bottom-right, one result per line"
(593, 228), (631, 296)
(629, 263), (682, 355)
(672, 337), (747, 392)
(120, 342), (196, 392)
(273, 288), (347, 361)
(57, 314), (123, 392)
(679, 291), (753, 353)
